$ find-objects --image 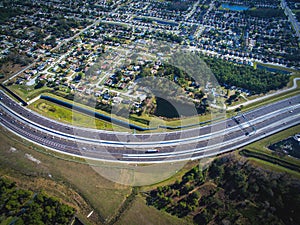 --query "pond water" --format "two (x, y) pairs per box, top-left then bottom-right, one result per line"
(154, 97), (198, 118)
(257, 64), (291, 75)
(221, 3), (249, 11)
